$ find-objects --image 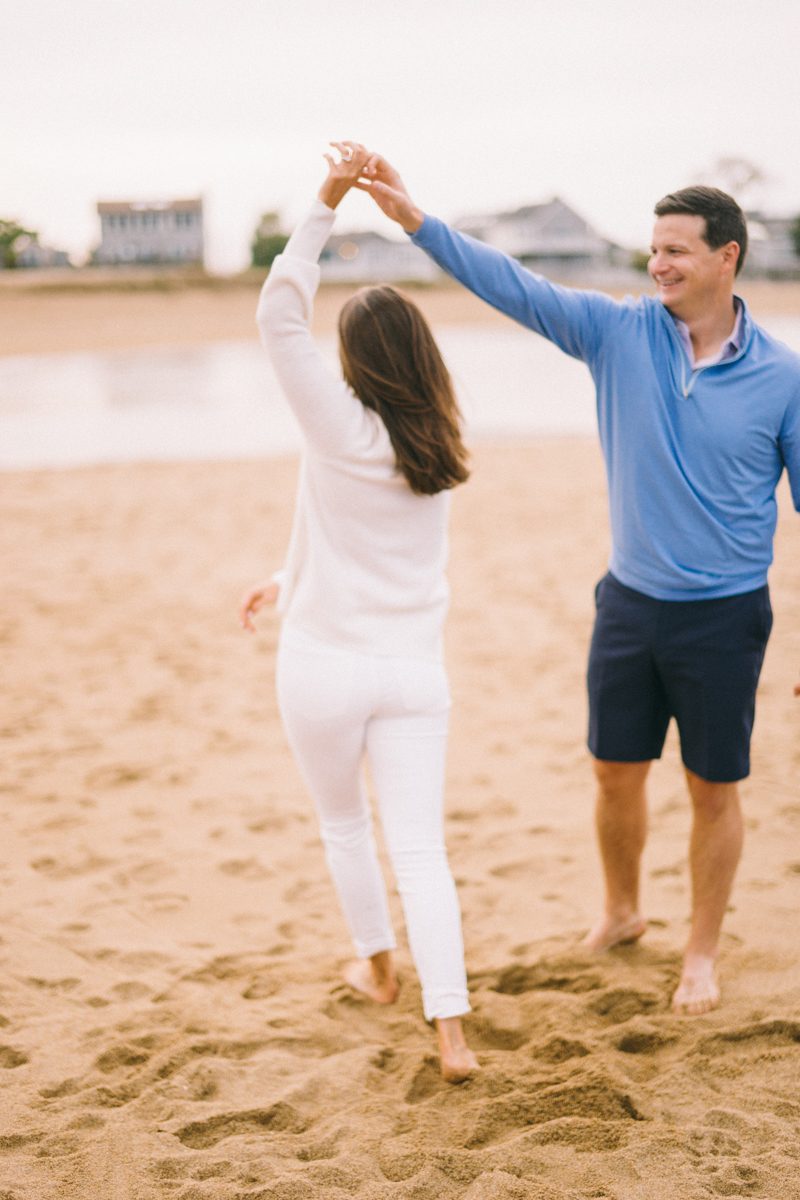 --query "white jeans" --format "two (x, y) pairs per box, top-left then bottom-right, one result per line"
(275, 624), (469, 1021)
